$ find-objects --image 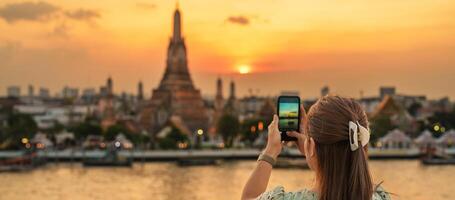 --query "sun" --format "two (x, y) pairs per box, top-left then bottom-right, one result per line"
(238, 65), (251, 74)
